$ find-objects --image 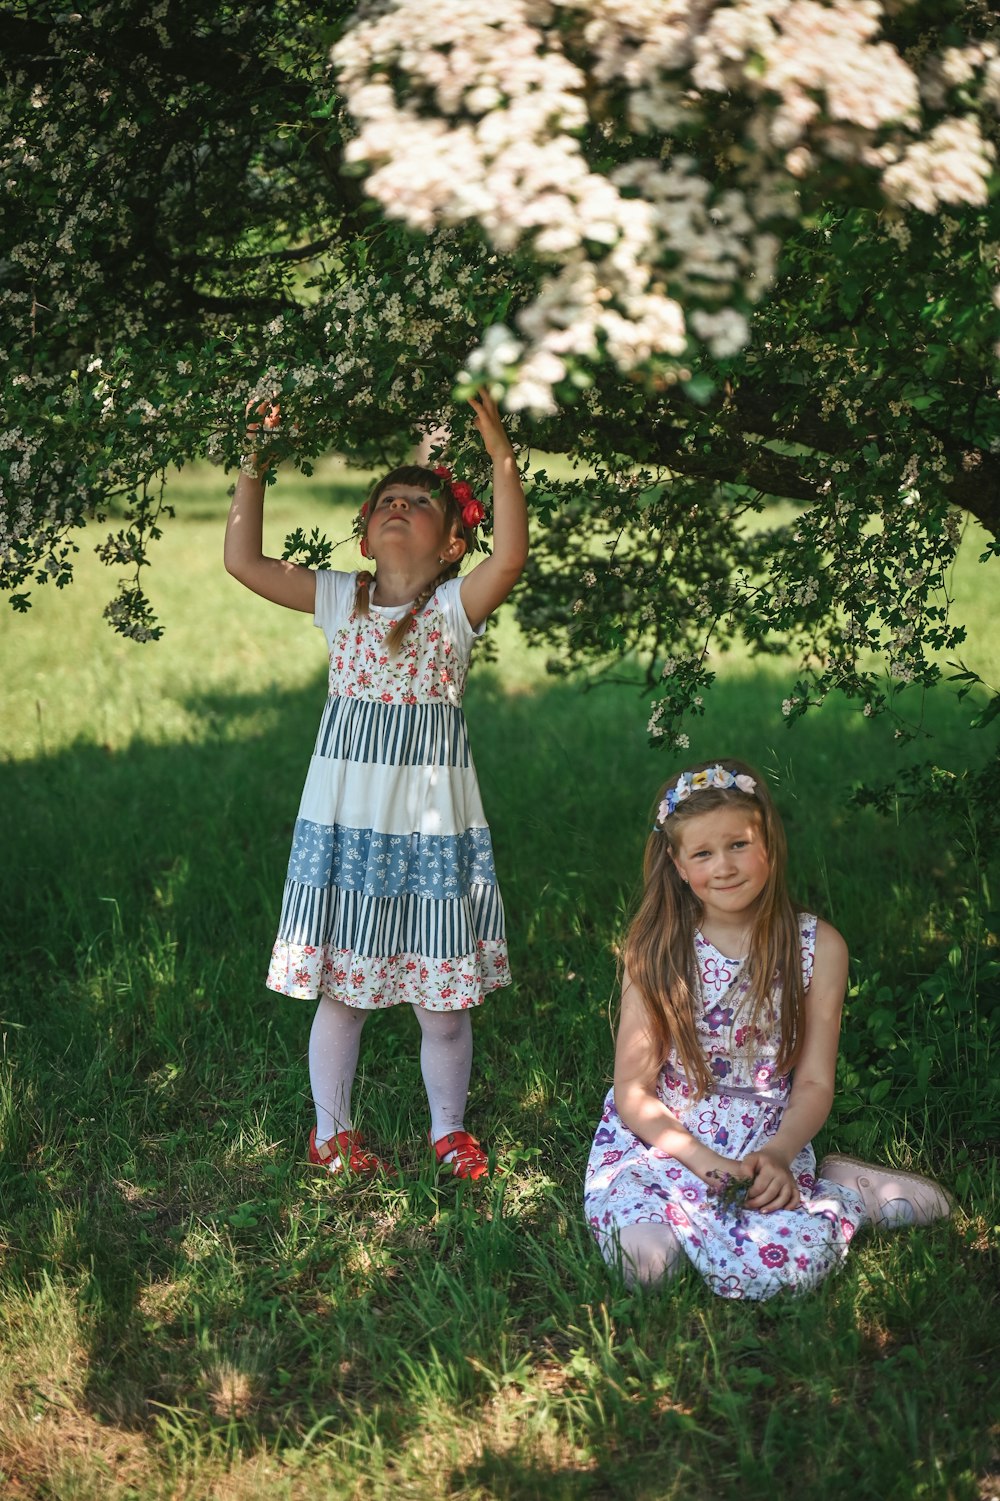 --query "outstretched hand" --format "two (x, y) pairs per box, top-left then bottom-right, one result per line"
(245, 396), (282, 470)
(468, 388), (513, 458)
(246, 396), (281, 437)
(741, 1148), (801, 1213)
